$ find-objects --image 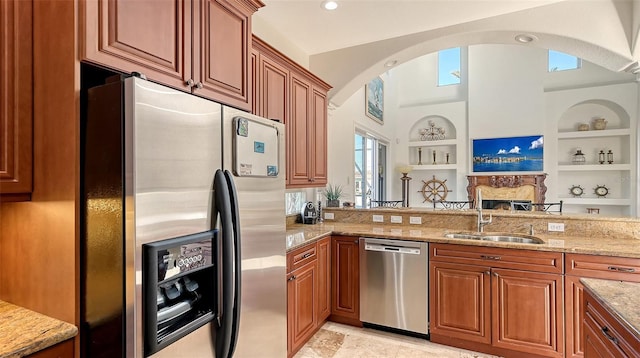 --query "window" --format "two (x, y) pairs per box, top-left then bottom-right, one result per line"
(548, 50), (581, 72)
(354, 132), (387, 208)
(438, 47), (461, 86)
